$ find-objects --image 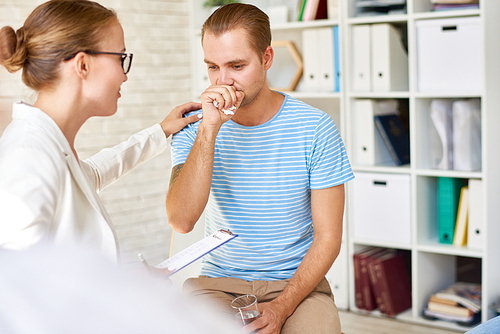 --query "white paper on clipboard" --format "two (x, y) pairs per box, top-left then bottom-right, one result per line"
(154, 229), (237, 275)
